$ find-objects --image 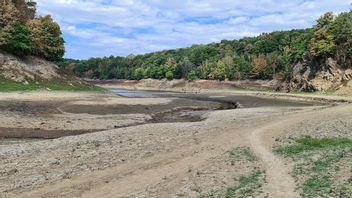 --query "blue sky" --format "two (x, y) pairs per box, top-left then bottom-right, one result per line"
(35, 0), (352, 59)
